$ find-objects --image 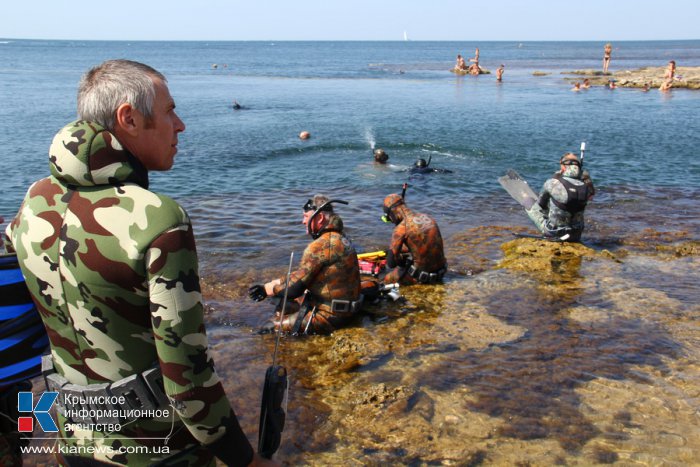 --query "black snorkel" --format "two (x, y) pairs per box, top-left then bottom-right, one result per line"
(305, 199), (349, 239)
